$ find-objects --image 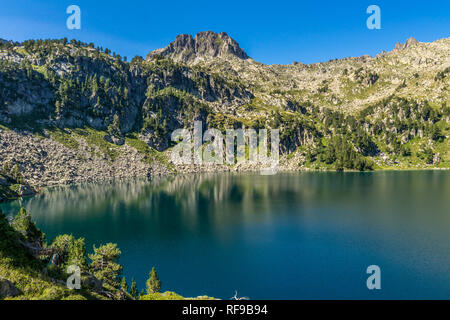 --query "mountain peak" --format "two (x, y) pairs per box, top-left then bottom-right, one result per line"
(394, 37), (419, 51)
(146, 31), (249, 64)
